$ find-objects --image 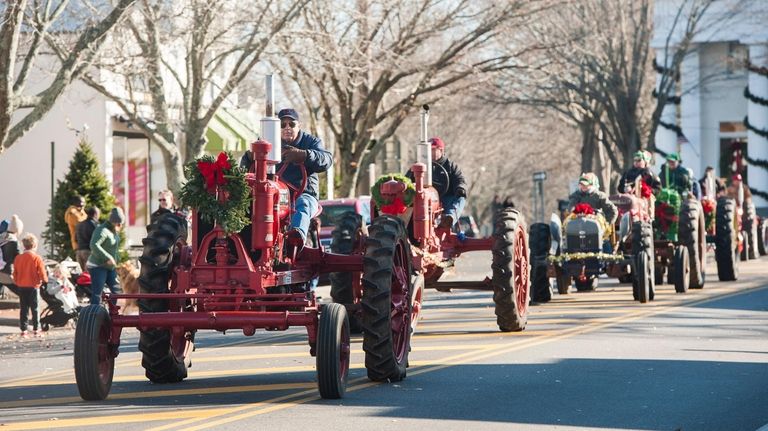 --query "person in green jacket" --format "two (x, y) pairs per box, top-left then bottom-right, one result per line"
(86, 208), (125, 305)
